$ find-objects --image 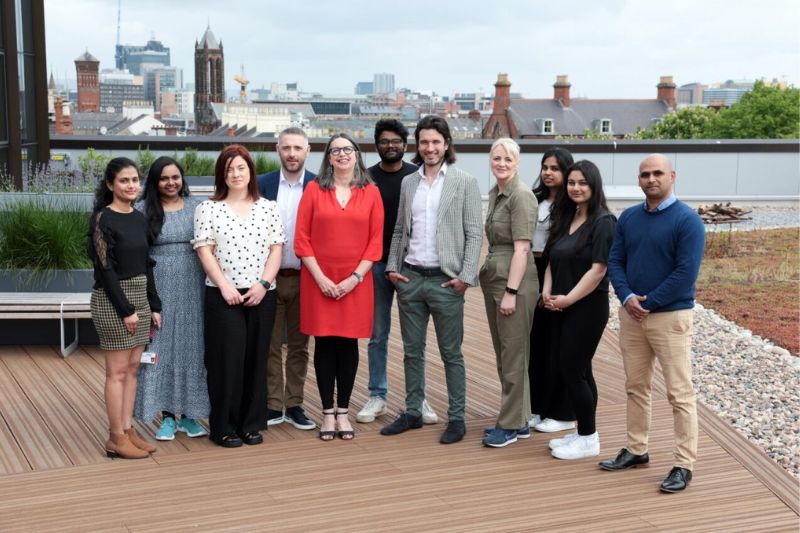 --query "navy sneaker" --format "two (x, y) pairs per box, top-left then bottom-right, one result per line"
(482, 428), (518, 448)
(266, 408), (284, 426)
(284, 406), (316, 430)
(483, 426), (531, 439)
